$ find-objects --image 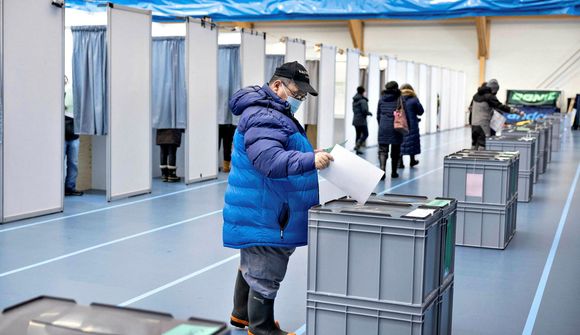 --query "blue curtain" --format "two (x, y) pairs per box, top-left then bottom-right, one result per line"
(72, 26), (108, 135)
(265, 55), (285, 83)
(218, 45), (241, 125)
(152, 37), (187, 129)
